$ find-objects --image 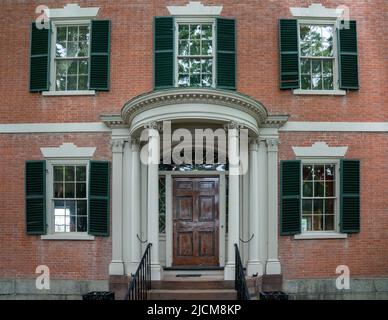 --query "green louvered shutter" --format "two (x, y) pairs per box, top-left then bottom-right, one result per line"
(29, 22), (50, 92)
(279, 19), (299, 89)
(88, 161), (110, 236)
(89, 20), (111, 91)
(280, 160), (301, 235)
(25, 161), (46, 234)
(340, 160), (360, 233)
(216, 18), (236, 90)
(338, 21), (359, 89)
(154, 17), (174, 89)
